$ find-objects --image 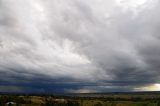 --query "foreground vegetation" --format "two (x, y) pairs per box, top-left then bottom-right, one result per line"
(1, 93), (160, 106)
